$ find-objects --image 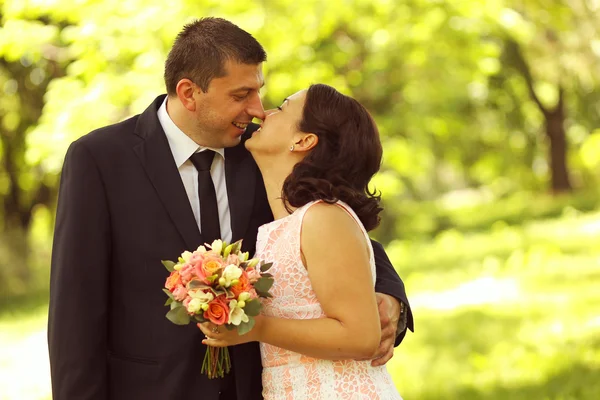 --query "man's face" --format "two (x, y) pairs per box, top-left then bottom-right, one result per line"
(245, 89), (307, 157)
(193, 60), (265, 148)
